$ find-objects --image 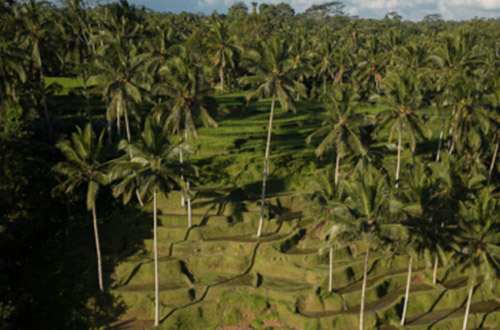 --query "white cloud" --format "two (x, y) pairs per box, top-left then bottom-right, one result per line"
(148, 0), (500, 20)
